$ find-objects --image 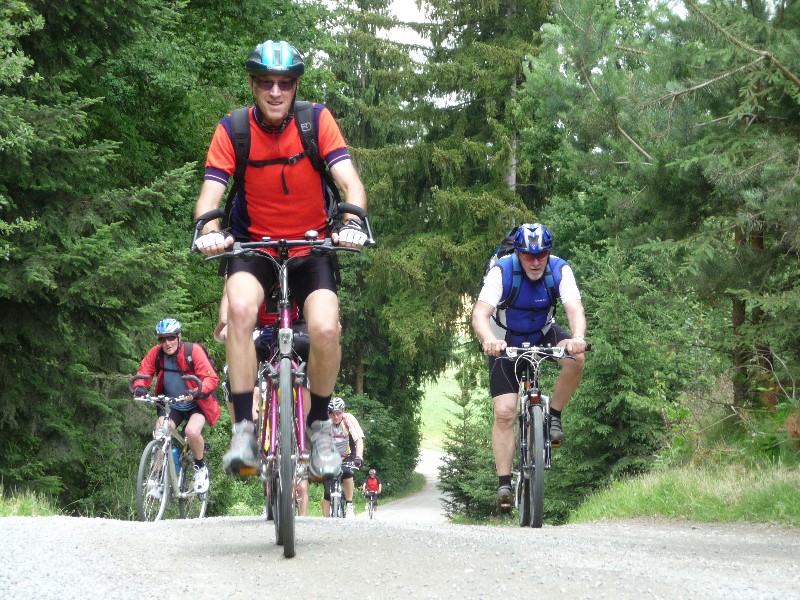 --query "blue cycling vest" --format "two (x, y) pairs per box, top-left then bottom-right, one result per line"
(492, 254), (567, 346)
